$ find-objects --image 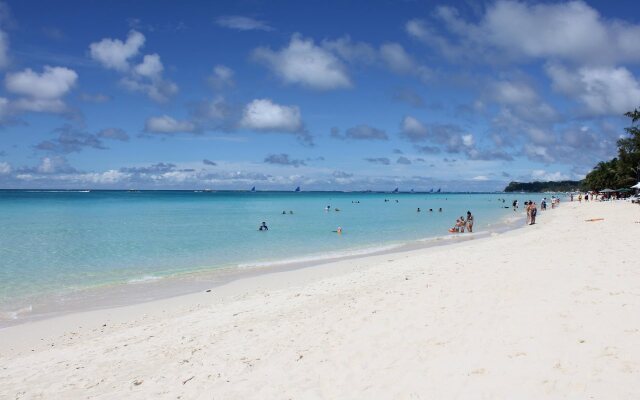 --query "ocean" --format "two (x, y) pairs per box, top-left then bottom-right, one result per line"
(0, 190), (549, 325)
